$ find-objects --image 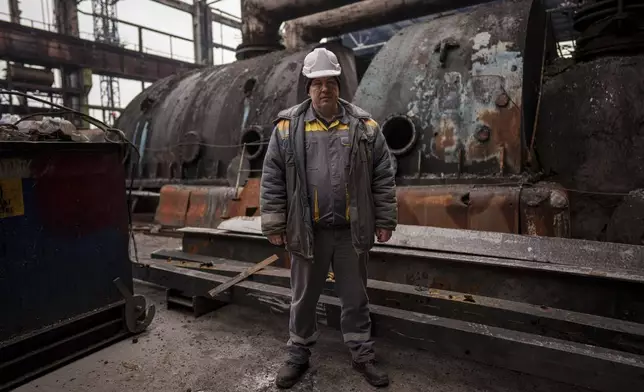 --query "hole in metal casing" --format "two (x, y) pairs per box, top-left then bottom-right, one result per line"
(241, 126), (264, 160)
(381, 115), (418, 156)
